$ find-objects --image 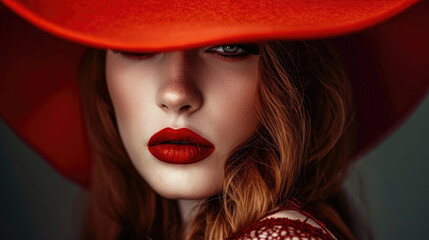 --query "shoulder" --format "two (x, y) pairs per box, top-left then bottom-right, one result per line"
(226, 209), (338, 240)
